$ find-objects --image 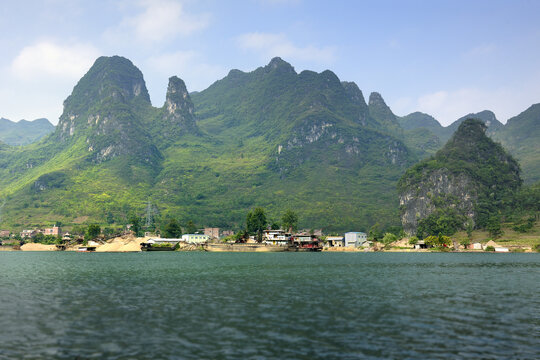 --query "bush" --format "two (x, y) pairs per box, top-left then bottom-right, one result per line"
(382, 233), (397, 248)
(424, 234), (452, 248)
(485, 245), (495, 252)
(408, 236), (419, 245)
(534, 244), (540, 253)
